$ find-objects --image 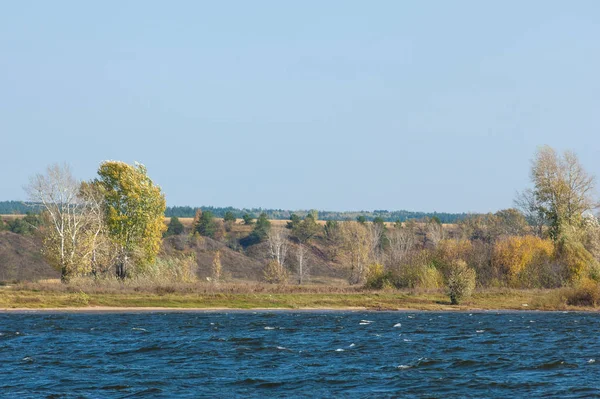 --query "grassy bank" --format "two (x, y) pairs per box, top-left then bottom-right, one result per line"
(0, 283), (595, 311)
